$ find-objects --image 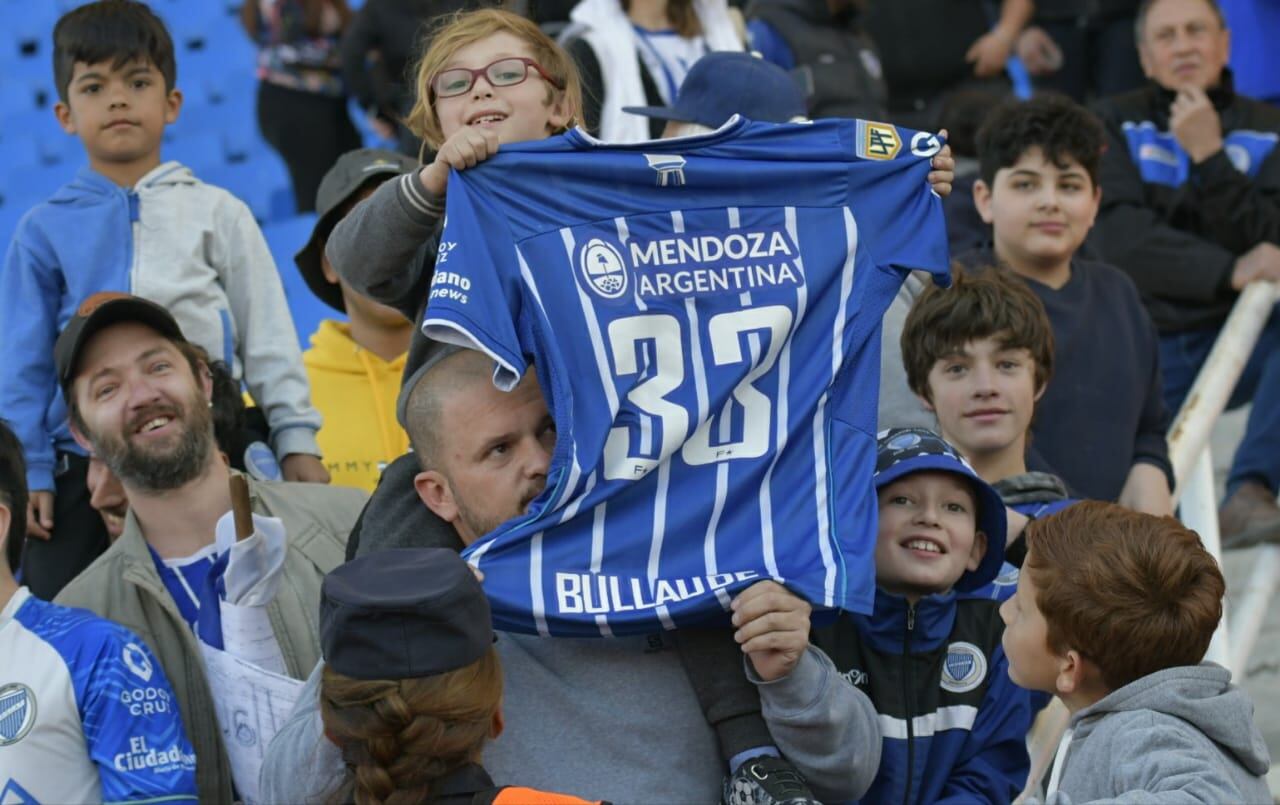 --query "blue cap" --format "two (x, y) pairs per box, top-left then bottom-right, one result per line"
(874, 428), (1007, 590)
(320, 548), (492, 680)
(624, 51), (806, 128)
